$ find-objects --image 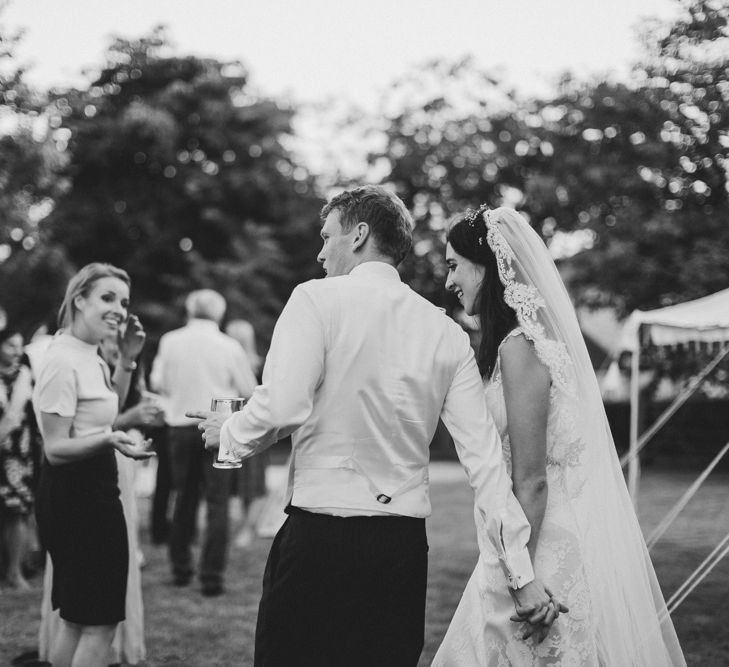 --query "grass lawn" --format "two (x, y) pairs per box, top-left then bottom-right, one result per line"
(1, 463), (728, 666)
